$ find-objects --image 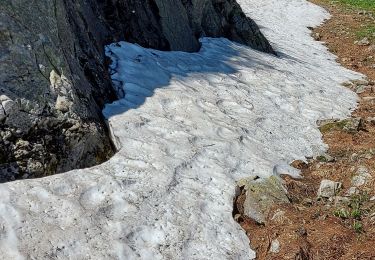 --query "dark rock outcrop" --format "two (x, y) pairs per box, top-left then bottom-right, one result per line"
(0, 0), (273, 182)
(0, 1), (116, 182)
(99, 0), (274, 53)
